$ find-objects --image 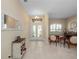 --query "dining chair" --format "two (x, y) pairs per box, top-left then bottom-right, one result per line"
(48, 35), (59, 46)
(69, 36), (77, 48)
